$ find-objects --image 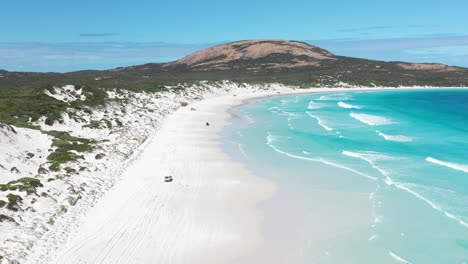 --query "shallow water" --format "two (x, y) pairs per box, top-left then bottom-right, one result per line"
(223, 89), (468, 263)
